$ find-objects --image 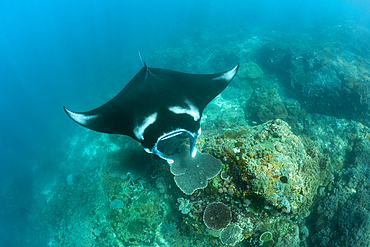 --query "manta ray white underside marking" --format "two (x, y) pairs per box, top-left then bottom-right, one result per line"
(134, 112), (158, 140)
(64, 108), (98, 125)
(213, 65), (238, 81)
(168, 99), (200, 121)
